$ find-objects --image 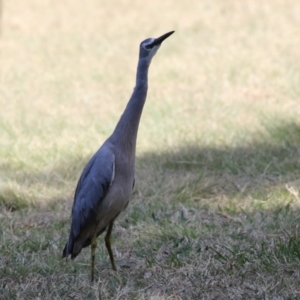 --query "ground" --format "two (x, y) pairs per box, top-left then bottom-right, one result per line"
(1, 0), (300, 299)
